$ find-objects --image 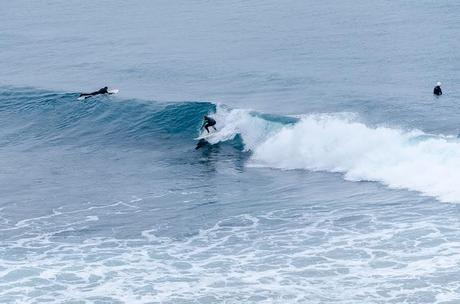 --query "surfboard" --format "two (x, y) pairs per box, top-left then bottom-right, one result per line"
(77, 89), (119, 100)
(194, 130), (216, 141)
